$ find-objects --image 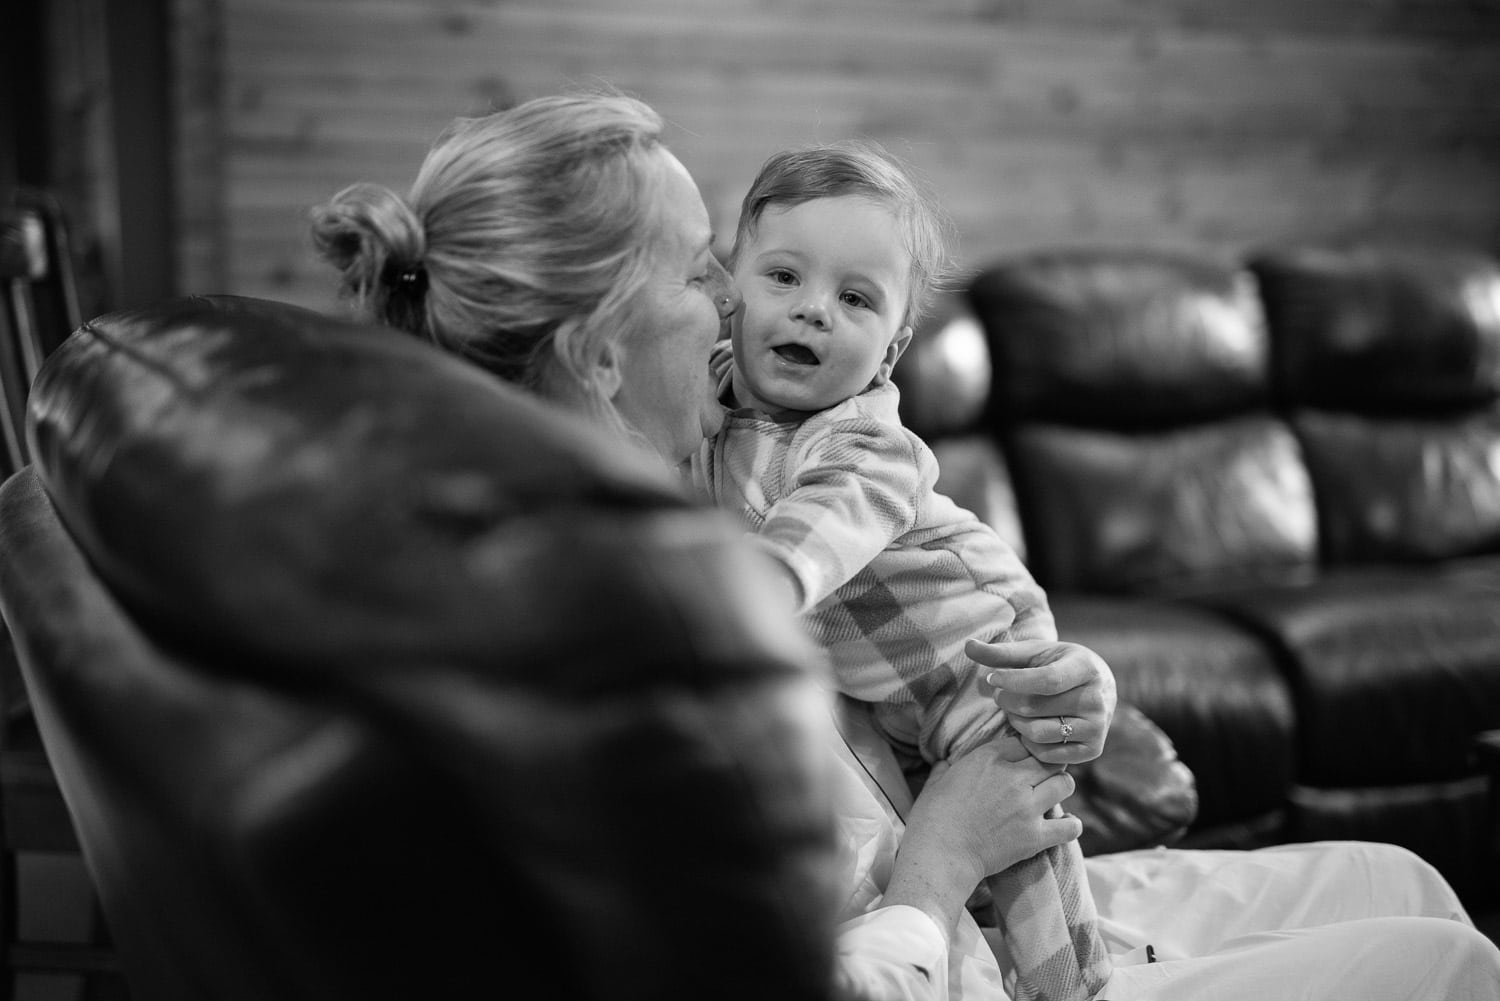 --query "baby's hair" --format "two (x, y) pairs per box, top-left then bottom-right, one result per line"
(731, 140), (956, 326)
(309, 89), (668, 430)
